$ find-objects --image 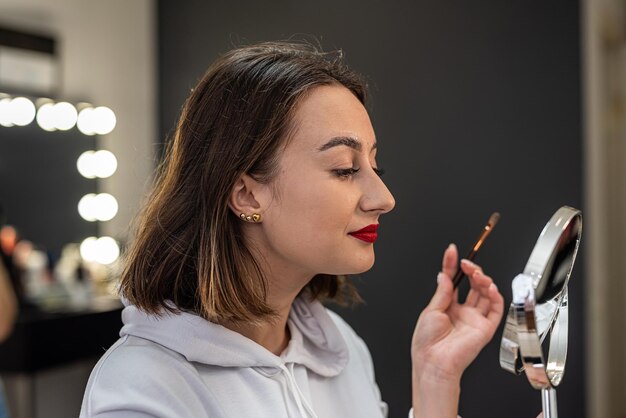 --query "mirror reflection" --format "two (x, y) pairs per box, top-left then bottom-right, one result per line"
(535, 214), (582, 304)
